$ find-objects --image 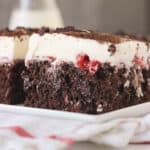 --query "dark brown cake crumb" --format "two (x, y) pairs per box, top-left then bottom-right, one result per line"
(0, 60), (25, 104)
(22, 60), (150, 114)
